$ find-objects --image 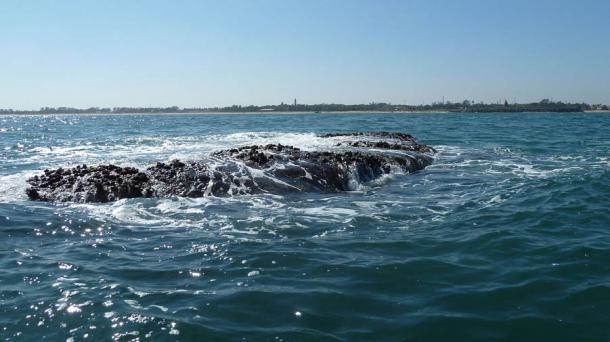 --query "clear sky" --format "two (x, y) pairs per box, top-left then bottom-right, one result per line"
(1, 0), (609, 109)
